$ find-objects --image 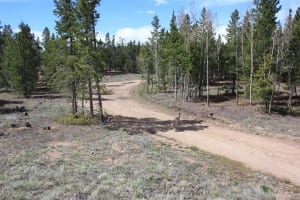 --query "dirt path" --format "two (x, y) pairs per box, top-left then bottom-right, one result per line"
(103, 80), (300, 186)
